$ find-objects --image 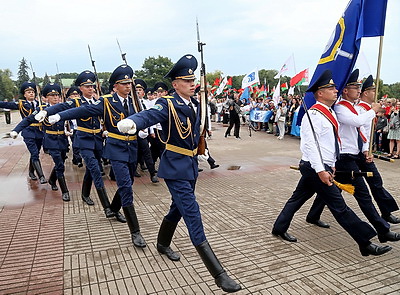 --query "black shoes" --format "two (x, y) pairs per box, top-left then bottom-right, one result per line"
(62, 192), (70, 202)
(272, 230), (297, 242)
(134, 171), (141, 177)
(49, 179), (58, 191)
(306, 218), (330, 228)
(359, 243), (392, 256)
(151, 174), (159, 183)
(382, 214), (400, 224)
(210, 164), (220, 169)
(132, 232), (147, 248)
(157, 244), (180, 261)
(114, 211), (126, 223)
(104, 208), (116, 218)
(215, 272), (242, 293)
(378, 231), (400, 243)
(198, 168), (204, 172)
(82, 195), (95, 206)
